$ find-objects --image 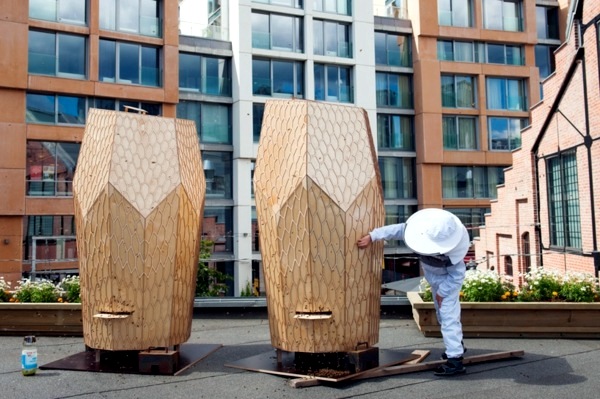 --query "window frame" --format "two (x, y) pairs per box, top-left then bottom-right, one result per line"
(438, 0), (473, 28)
(442, 165), (505, 199)
(99, 39), (161, 87)
(26, 93), (87, 126)
(202, 151), (233, 201)
(486, 77), (527, 111)
(23, 215), (77, 262)
(179, 52), (231, 96)
(375, 31), (411, 67)
(313, 0), (351, 16)
(313, 63), (353, 103)
(29, 0), (87, 25)
(252, 11), (304, 53)
(441, 74), (477, 109)
(313, 19), (351, 58)
(28, 30), (87, 79)
(486, 43), (524, 65)
(546, 151), (582, 250)
(376, 72), (413, 108)
(442, 115), (479, 150)
(483, 0), (523, 32)
(26, 141), (81, 197)
(252, 58), (304, 98)
(376, 114), (415, 151)
(99, 0), (162, 38)
(378, 157), (416, 200)
(488, 116), (526, 151)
